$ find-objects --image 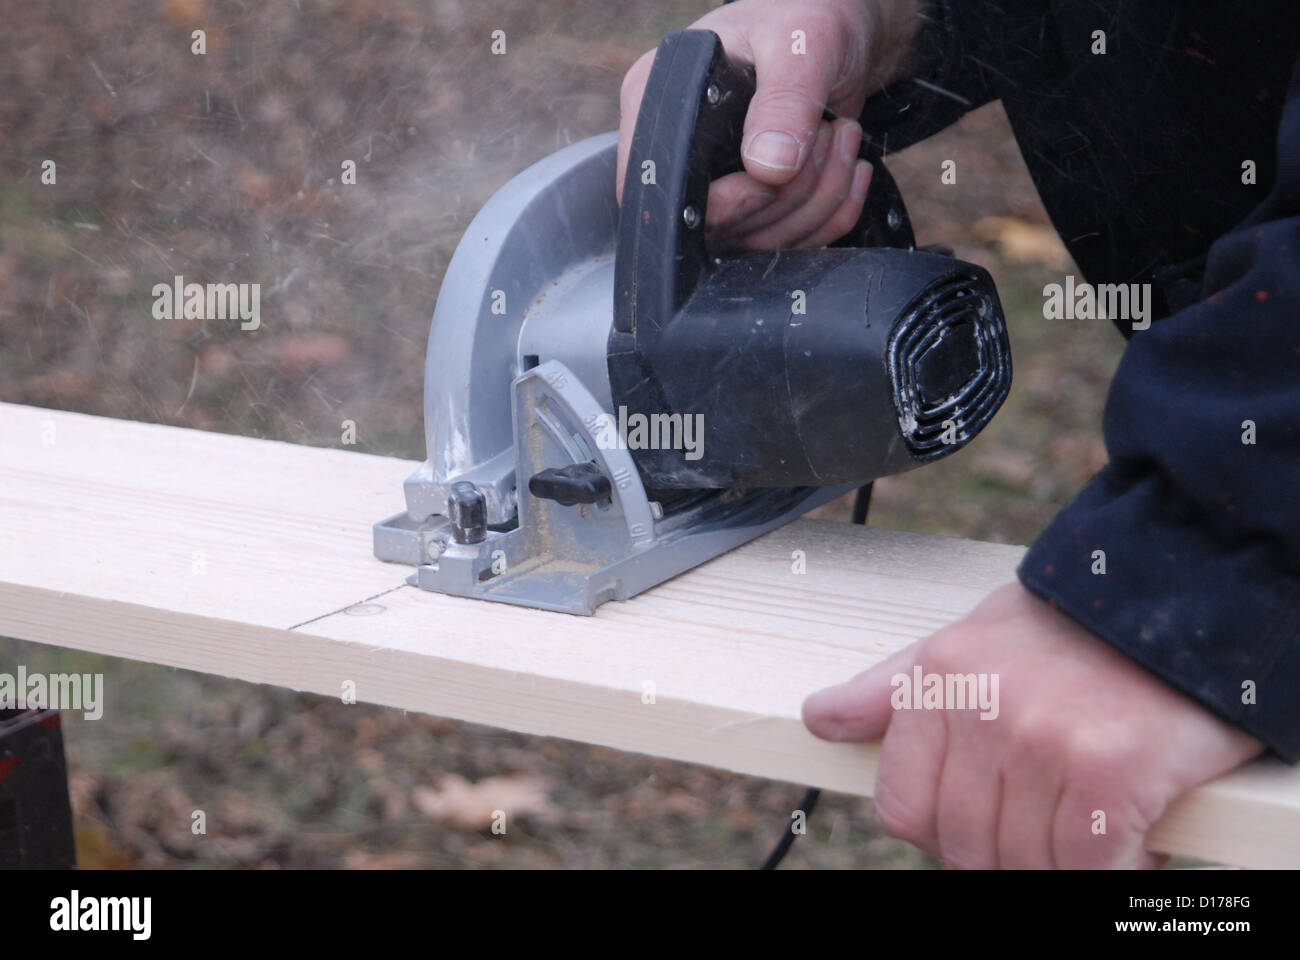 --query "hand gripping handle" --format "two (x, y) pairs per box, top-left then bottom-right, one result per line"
(612, 29), (914, 337)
